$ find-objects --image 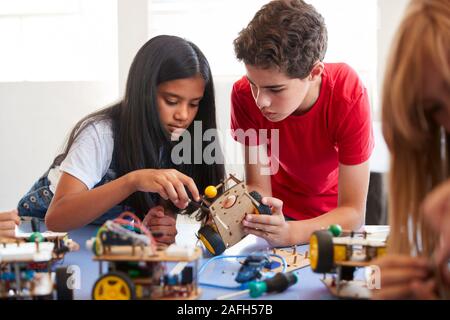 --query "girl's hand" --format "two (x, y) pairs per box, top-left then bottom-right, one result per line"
(242, 197), (292, 246)
(371, 255), (436, 300)
(130, 169), (200, 209)
(0, 209), (20, 238)
(421, 180), (450, 285)
(143, 206), (177, 245)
